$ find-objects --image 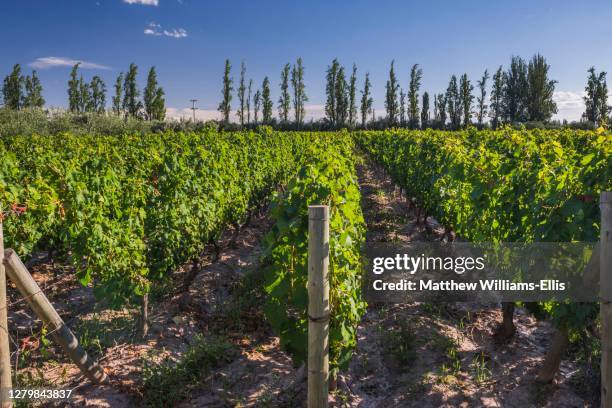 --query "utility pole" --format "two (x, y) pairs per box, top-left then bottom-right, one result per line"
(189, 99), (198, 122)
